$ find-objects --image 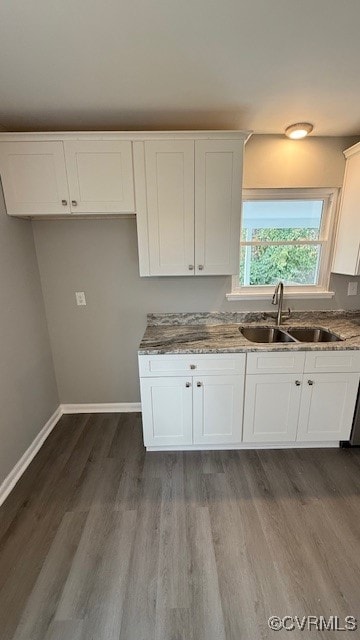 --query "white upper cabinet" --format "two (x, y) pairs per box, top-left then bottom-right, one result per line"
(144, 140), (195, 276)
(195, 140), (243, 275)
(64, 140), (135, 214)
(135, 132), (247, 276)
(0, 135), (136, 217)
(0, 131), (248, 269)
(332, 142), (360, 275)
(0, 141), (70, 216)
